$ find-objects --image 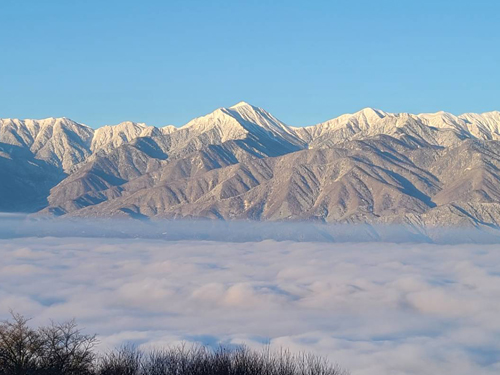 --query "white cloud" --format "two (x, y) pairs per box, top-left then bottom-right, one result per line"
(1, 236), (500, 375)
